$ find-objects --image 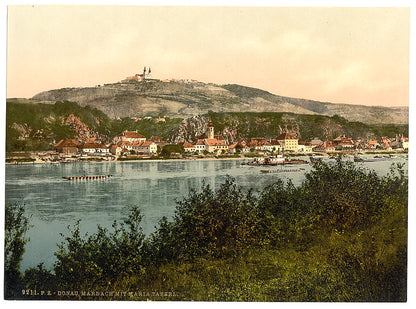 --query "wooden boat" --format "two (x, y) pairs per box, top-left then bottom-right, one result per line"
(354, 156), (386, 163)
(63, 175), (112, 180)
(261, 169), (300, 173)
(284, 159), (308, 165)
(247, 155), (308, 166)
(354, 156), (364, 162)
(309, 157), (323, 164)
